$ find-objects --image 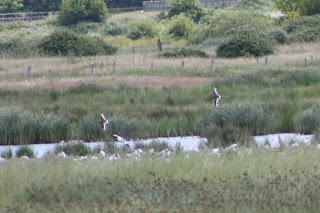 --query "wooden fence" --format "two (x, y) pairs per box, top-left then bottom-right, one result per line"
(0, 12), (56, 22)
